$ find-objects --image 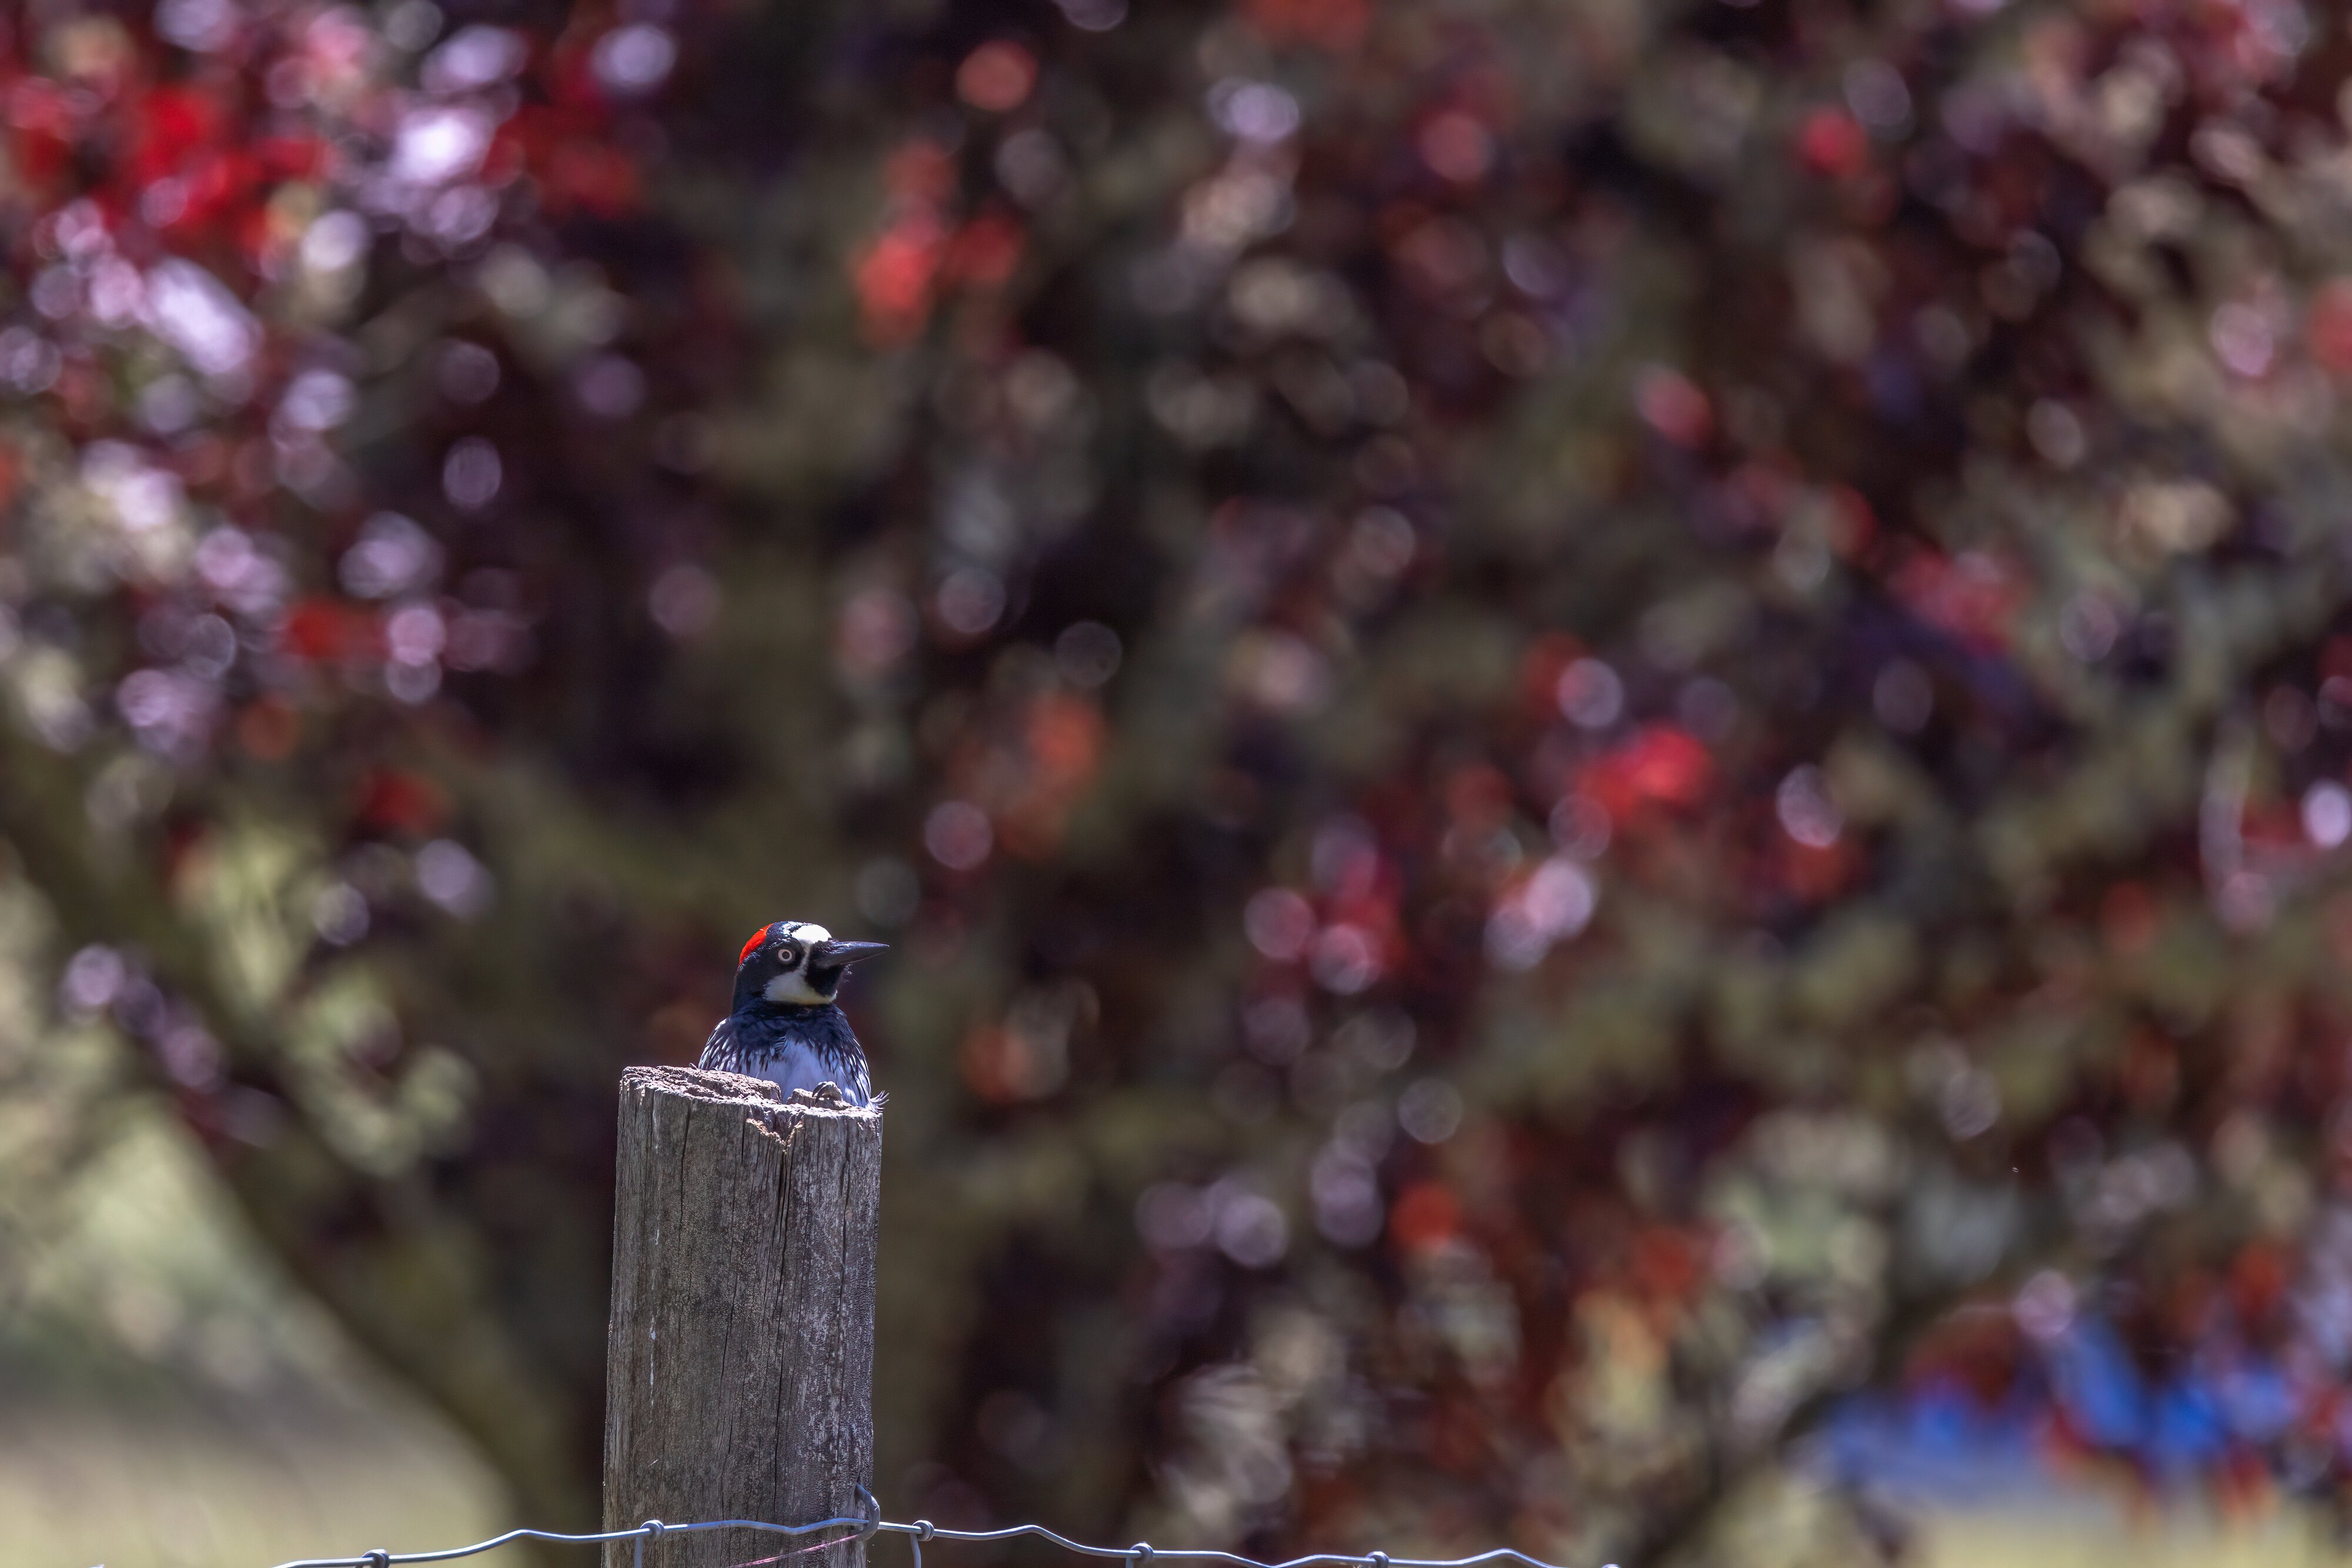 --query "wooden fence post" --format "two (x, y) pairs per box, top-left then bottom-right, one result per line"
(603, 1066), (884, 1568)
